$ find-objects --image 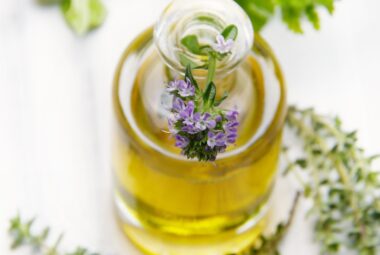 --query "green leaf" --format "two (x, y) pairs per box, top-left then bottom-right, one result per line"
(185, 65), (199, 91)
(222, 25), (238, 41)
(235, 0), (275, 32)
(199, 45), (214, 55)
(61, 0), (106, 35)
(281, 5), (303, 33)
(181, 35), (201, 55)
(203, 82), (216, 107)
(306, 5), (320, 30)
(316, 0), (334, 13)
(235, 0), (335, 33)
